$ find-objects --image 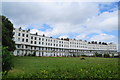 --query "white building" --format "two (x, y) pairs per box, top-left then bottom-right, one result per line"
(13, 27), (117, 57)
